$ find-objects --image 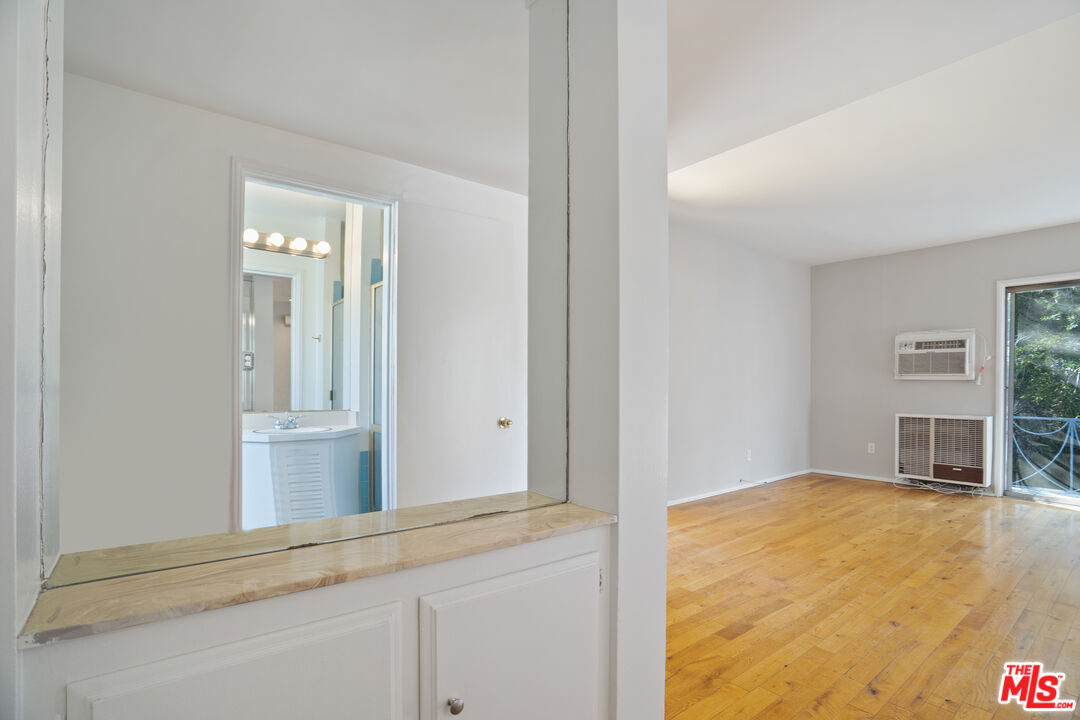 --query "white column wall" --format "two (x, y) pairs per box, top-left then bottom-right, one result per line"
(568, 0), (669, 716)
